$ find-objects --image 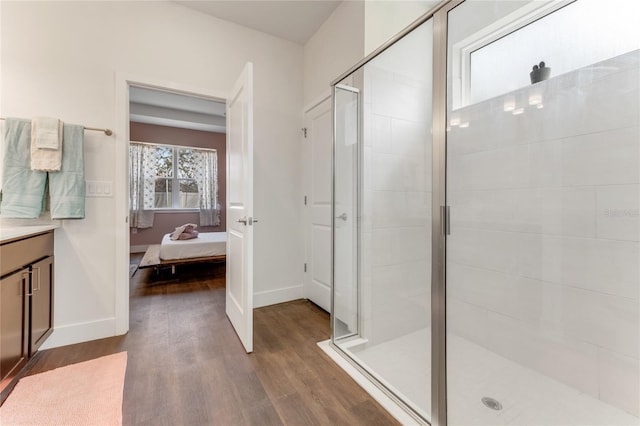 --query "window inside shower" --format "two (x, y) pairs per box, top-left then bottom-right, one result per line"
(451, 0), (640, 108)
